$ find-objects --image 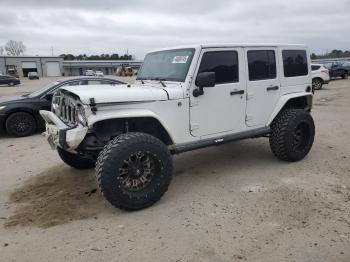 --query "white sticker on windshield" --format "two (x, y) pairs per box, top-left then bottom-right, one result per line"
(172, 56), (189, 64)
